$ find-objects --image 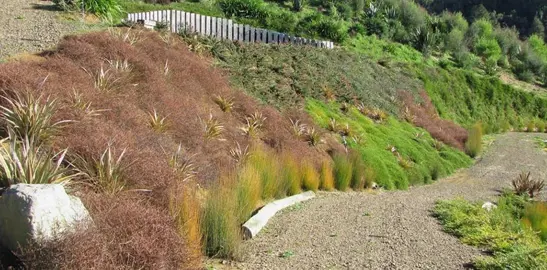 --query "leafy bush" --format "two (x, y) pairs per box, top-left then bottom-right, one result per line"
(53, 0), (122, 20)
(465, 122), (482, 157)
(218, 0), (268, 20)
(522, 202), (547, 242)
(453, 49), (479, 70)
